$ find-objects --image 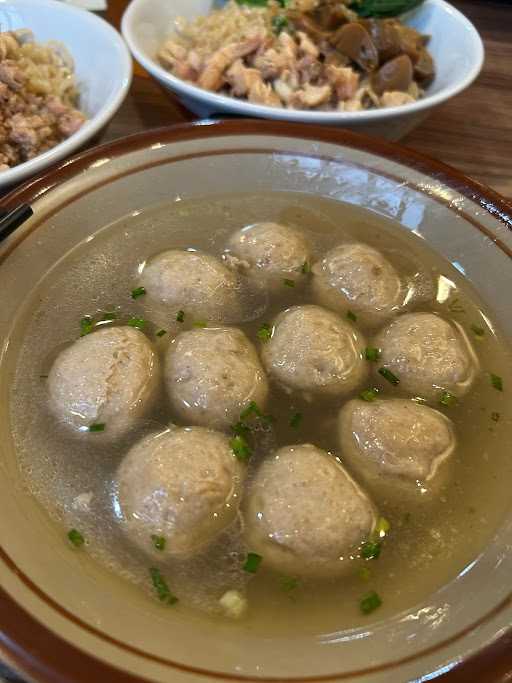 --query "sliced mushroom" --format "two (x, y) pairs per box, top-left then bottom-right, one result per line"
(358, 19), (402, 64)
(393, 23), (424, 63)
(331, 23), (379, 72)
(372, 54), (413, 96)
(414, 47), (435, 85)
